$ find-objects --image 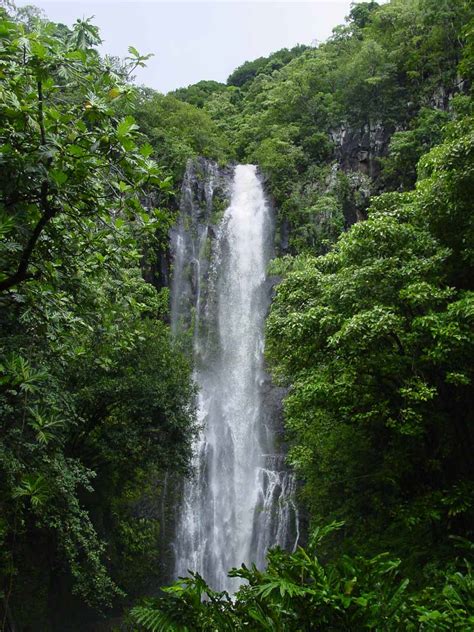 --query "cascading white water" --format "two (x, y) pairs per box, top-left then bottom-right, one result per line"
(172, 162), (298, 593)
